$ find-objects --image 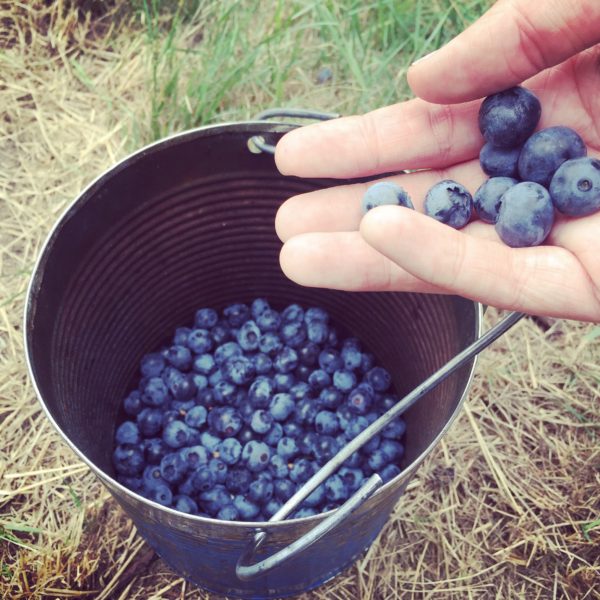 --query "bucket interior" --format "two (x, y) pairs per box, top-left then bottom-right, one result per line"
(26, 124), (479, 486)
